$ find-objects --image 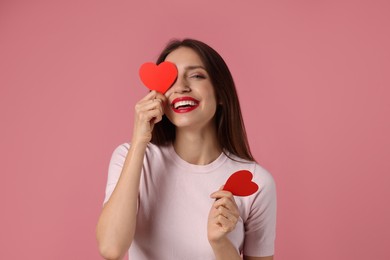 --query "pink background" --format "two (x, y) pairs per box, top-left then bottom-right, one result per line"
(1, 0), (389, 259)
